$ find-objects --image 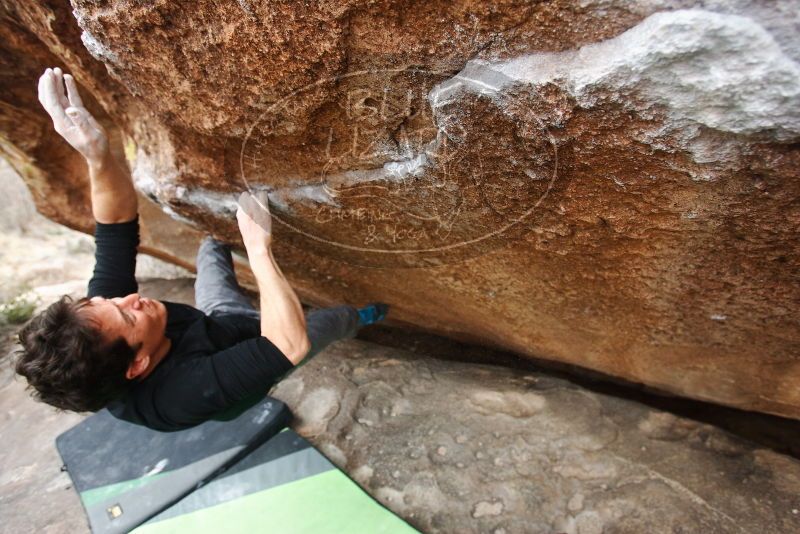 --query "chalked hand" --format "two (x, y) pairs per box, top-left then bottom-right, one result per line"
(37, 67), (108, 164)
(236, 191), (273, 255)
